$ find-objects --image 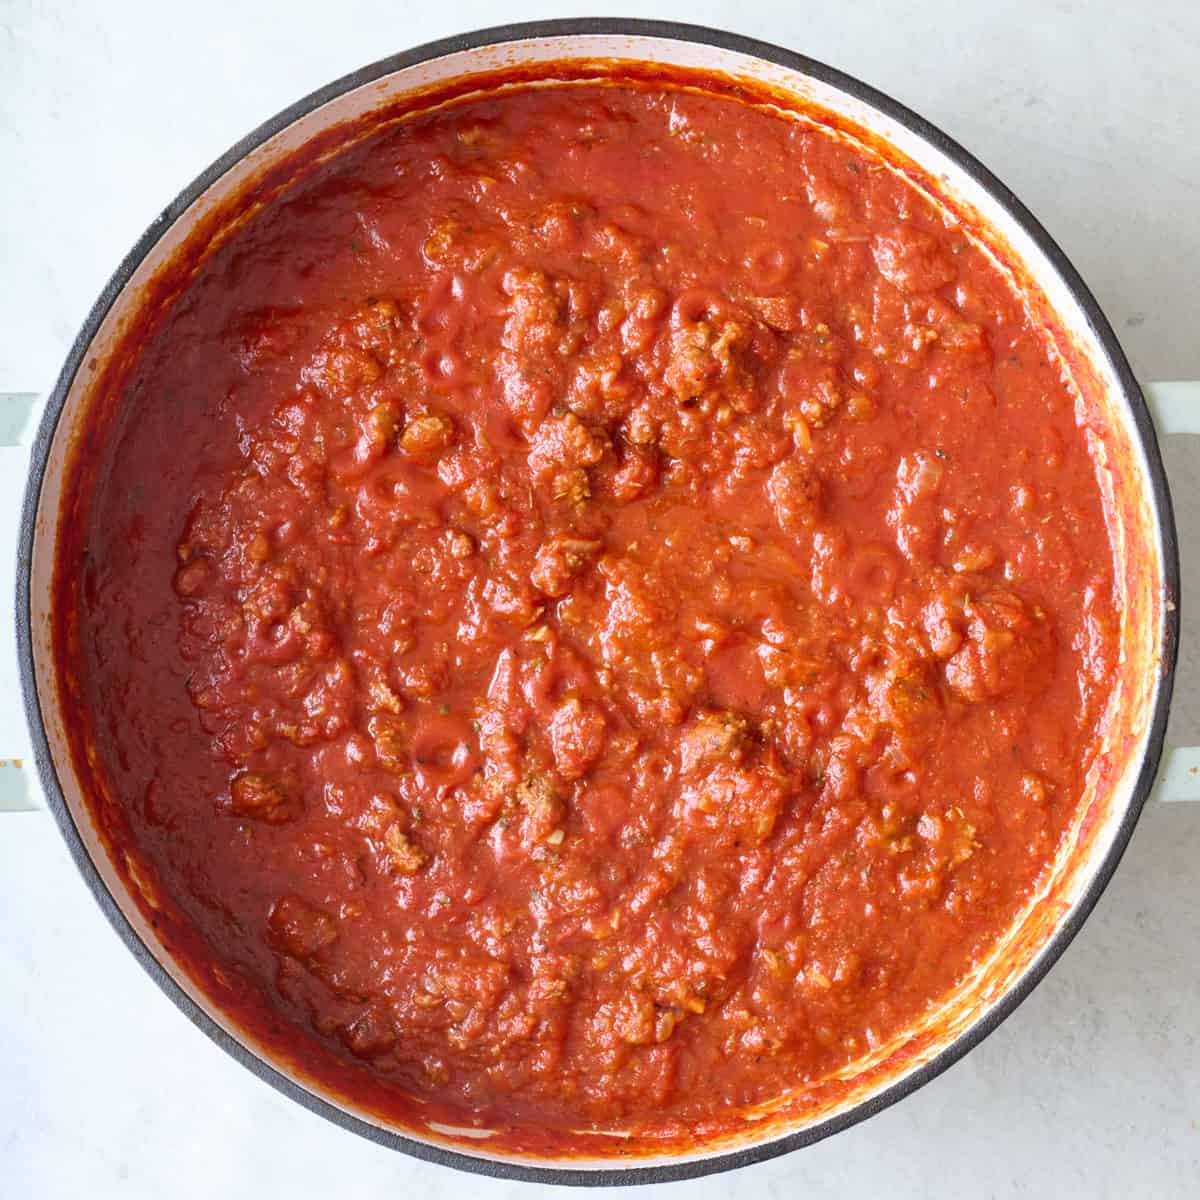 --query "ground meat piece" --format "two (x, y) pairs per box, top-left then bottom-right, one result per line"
(596, 991), (656, 1046)
(530, 535), (602, 598)
(921, 590), (964, 659)
(797, 370), (843, 428)
(400, 413), (455, 462)
(483, 572), (541, 626)
(612, 446), (658, 501)
(268, 895), (338, 959)
(679, 709), (750, 774)
(501, 267), (564, 353)
(347, 298), (406, 363)
(527, 412), (607, 480)
(368, 714), (409, 772)
(383, 824), (429, 875)
(365, 399), (403, 447)
(364, 663), (405, 716)
(677, 761), (785, 845)
(549, 698), (606, 780)
(341, 1006), (397, 1058)
(243, 573), (293, 623)
(494, 268), (569, 430)
(303, 345), (382, 398)
(944, 589), (1051, 702)
(515, 774), (565, 842)
(866, 659), (941, 737)
(174, 558), (209, 597)
(551, 468), (591, 507)
(746, 294), (801, 333)
(767, 458), (822, 535)
(663, 312), (753, 410)
(227, 771), (297, 823)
